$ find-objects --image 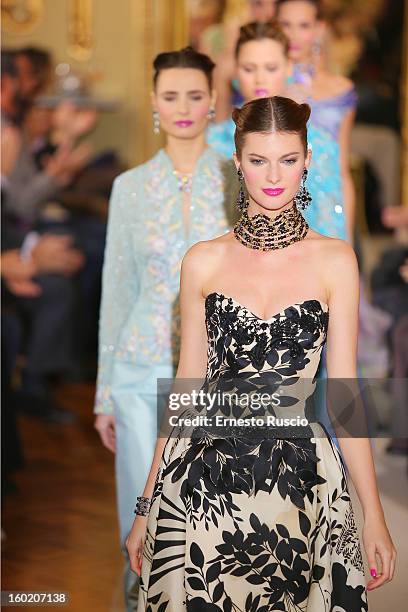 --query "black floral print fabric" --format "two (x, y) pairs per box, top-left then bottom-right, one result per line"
(137, 293), (368, 611)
